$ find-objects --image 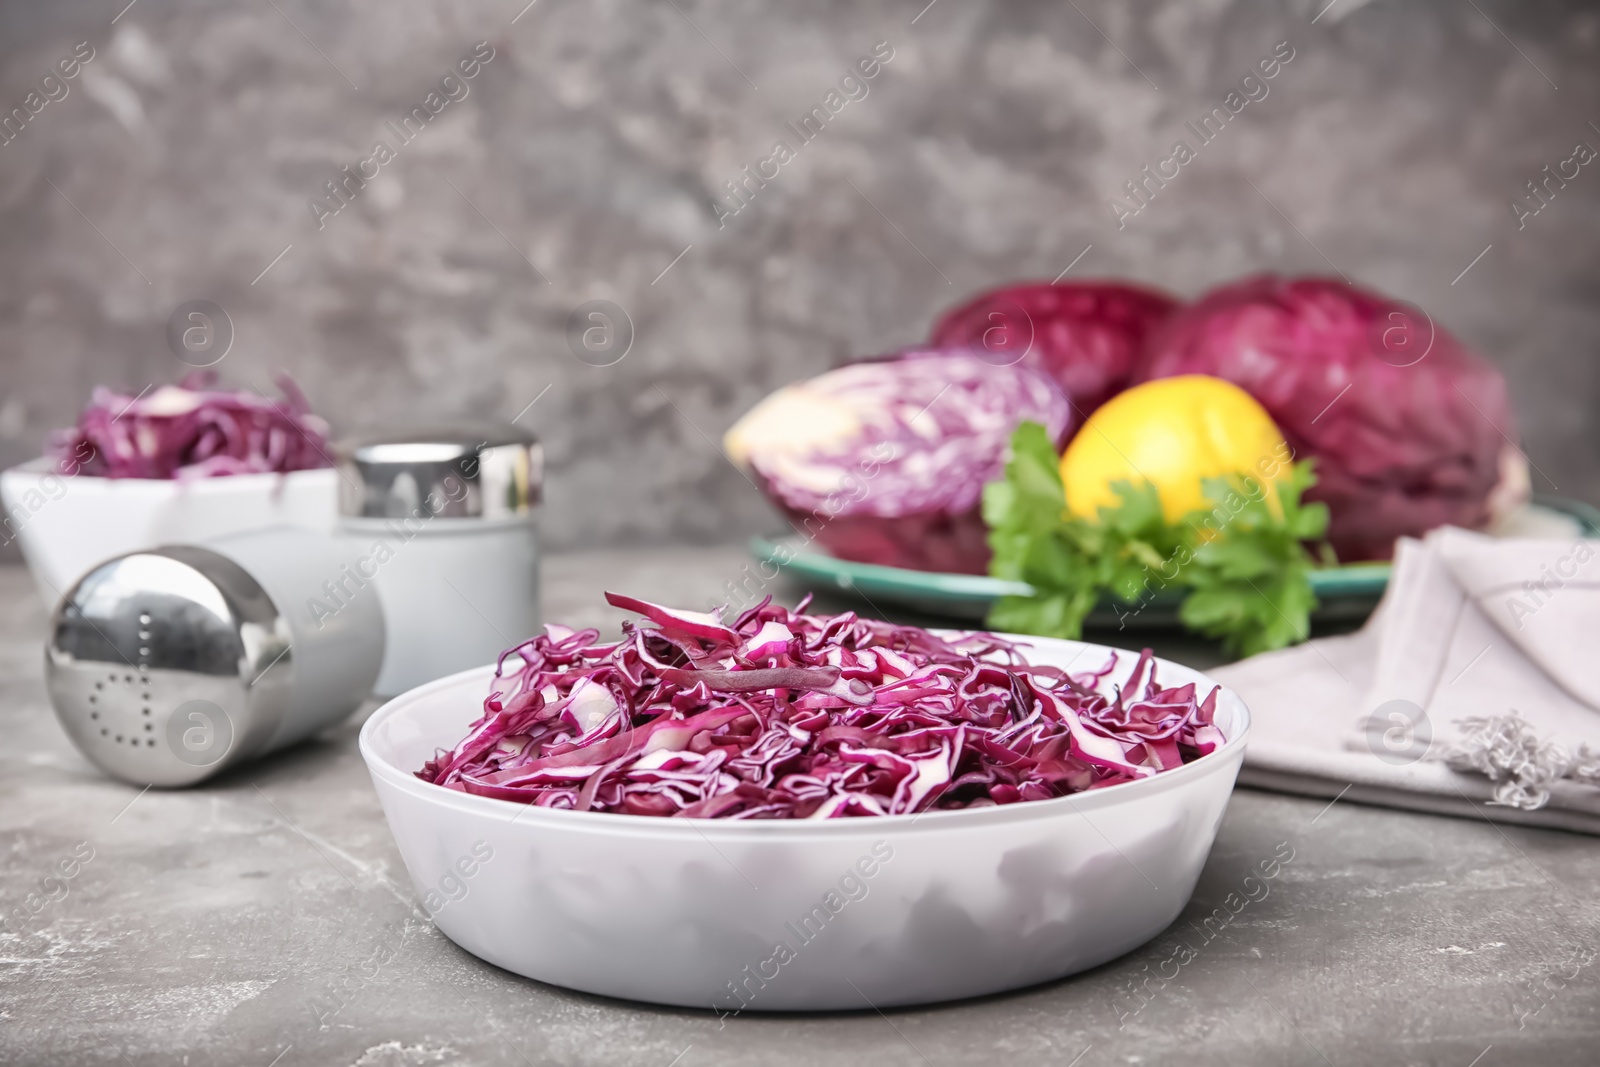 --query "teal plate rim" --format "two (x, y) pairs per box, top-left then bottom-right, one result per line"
(750, 494), (1600, 616)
